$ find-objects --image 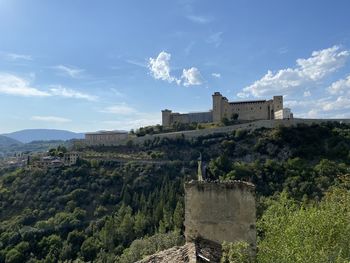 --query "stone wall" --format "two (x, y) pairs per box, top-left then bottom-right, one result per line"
(184, 181), (256, 248)
(85, 132), (128, 146)
(162, 110), (212, 126)
(101, 118), (350, 146)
